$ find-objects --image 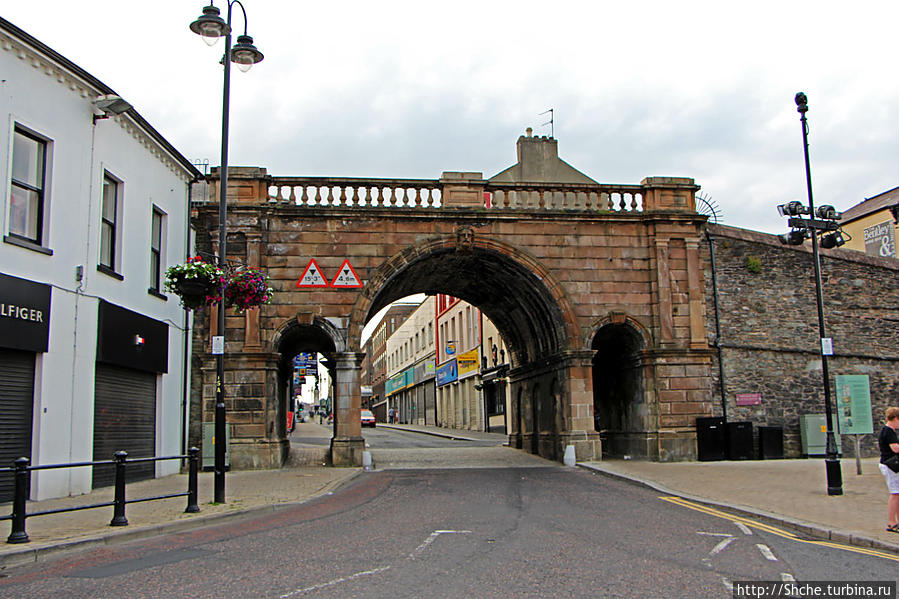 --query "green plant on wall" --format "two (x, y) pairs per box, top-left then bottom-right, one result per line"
(745, 255), (762, 274)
